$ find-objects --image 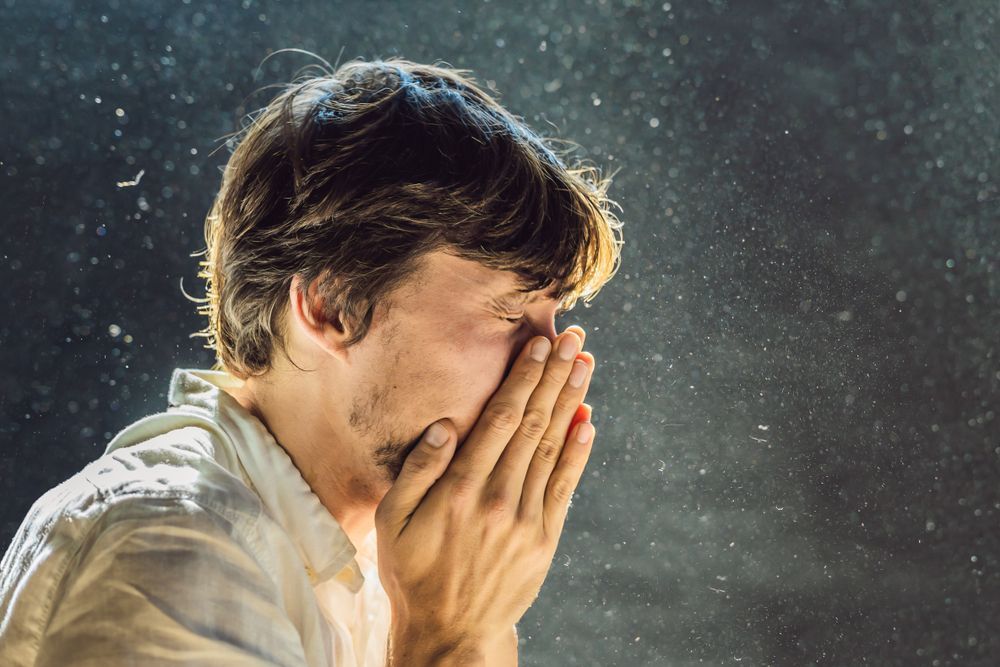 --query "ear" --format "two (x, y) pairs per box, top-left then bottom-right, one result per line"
(288, 273), (351, 363)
